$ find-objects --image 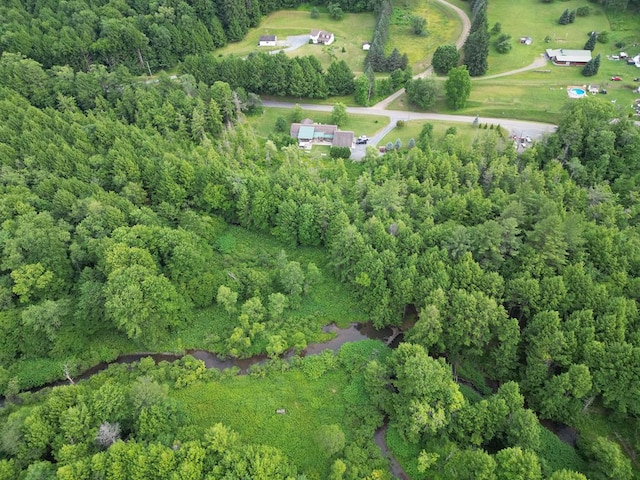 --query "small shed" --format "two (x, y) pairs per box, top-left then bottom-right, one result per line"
(258, 35), (277, 47)
(362, 42), (371, 51)
(519, 37), (532, 45)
